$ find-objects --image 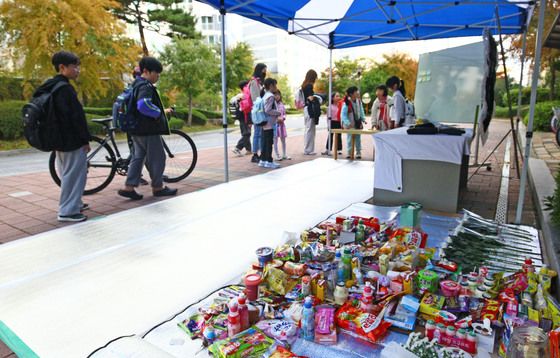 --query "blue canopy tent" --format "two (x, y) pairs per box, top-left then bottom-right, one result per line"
(202, 0), (539, 222)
